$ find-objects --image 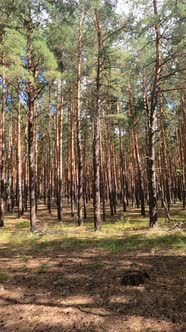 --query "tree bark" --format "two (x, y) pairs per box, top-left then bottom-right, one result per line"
(93, 9), (103, 231)
(47, 84), (52, 214)
(70, 86), (75, 217)
(77, 16), (83, 226)
(57, 81), (63, 222)
(27, 18), (37, 231)
(147, 0), (160, 227)
(17, 80), (23, 218)
(0, 36), (6, 227)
